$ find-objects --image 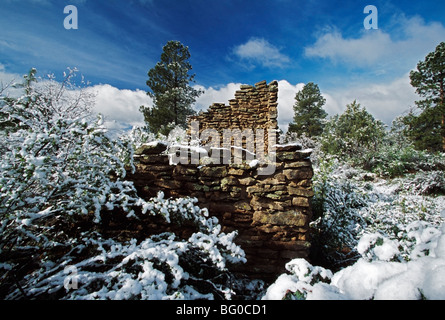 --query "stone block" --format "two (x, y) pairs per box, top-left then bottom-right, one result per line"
(238, 177), (256, 185)
(287, 187), (314, 197)
(227, 168), (246, 176)
(220, 176), (238, 189)
(234, 200), (252, 212)
(283, 168), (313, 180)
(250, 196), (292, 211)
(256, 172), (286, 185)
(253, 210), (308, 226)
(135, 142), (168, 155)
(284, 160), (311, 169)
(255, 80), (267, 88)
(200, 166), (227, 178)
(292, 197), (311, 207)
